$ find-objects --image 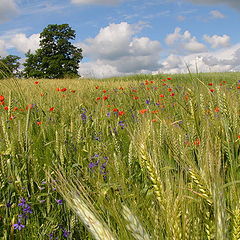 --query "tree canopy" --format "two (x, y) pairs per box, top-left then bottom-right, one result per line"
(0, 55), (21, 79)
(23, 24), (83, 79)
